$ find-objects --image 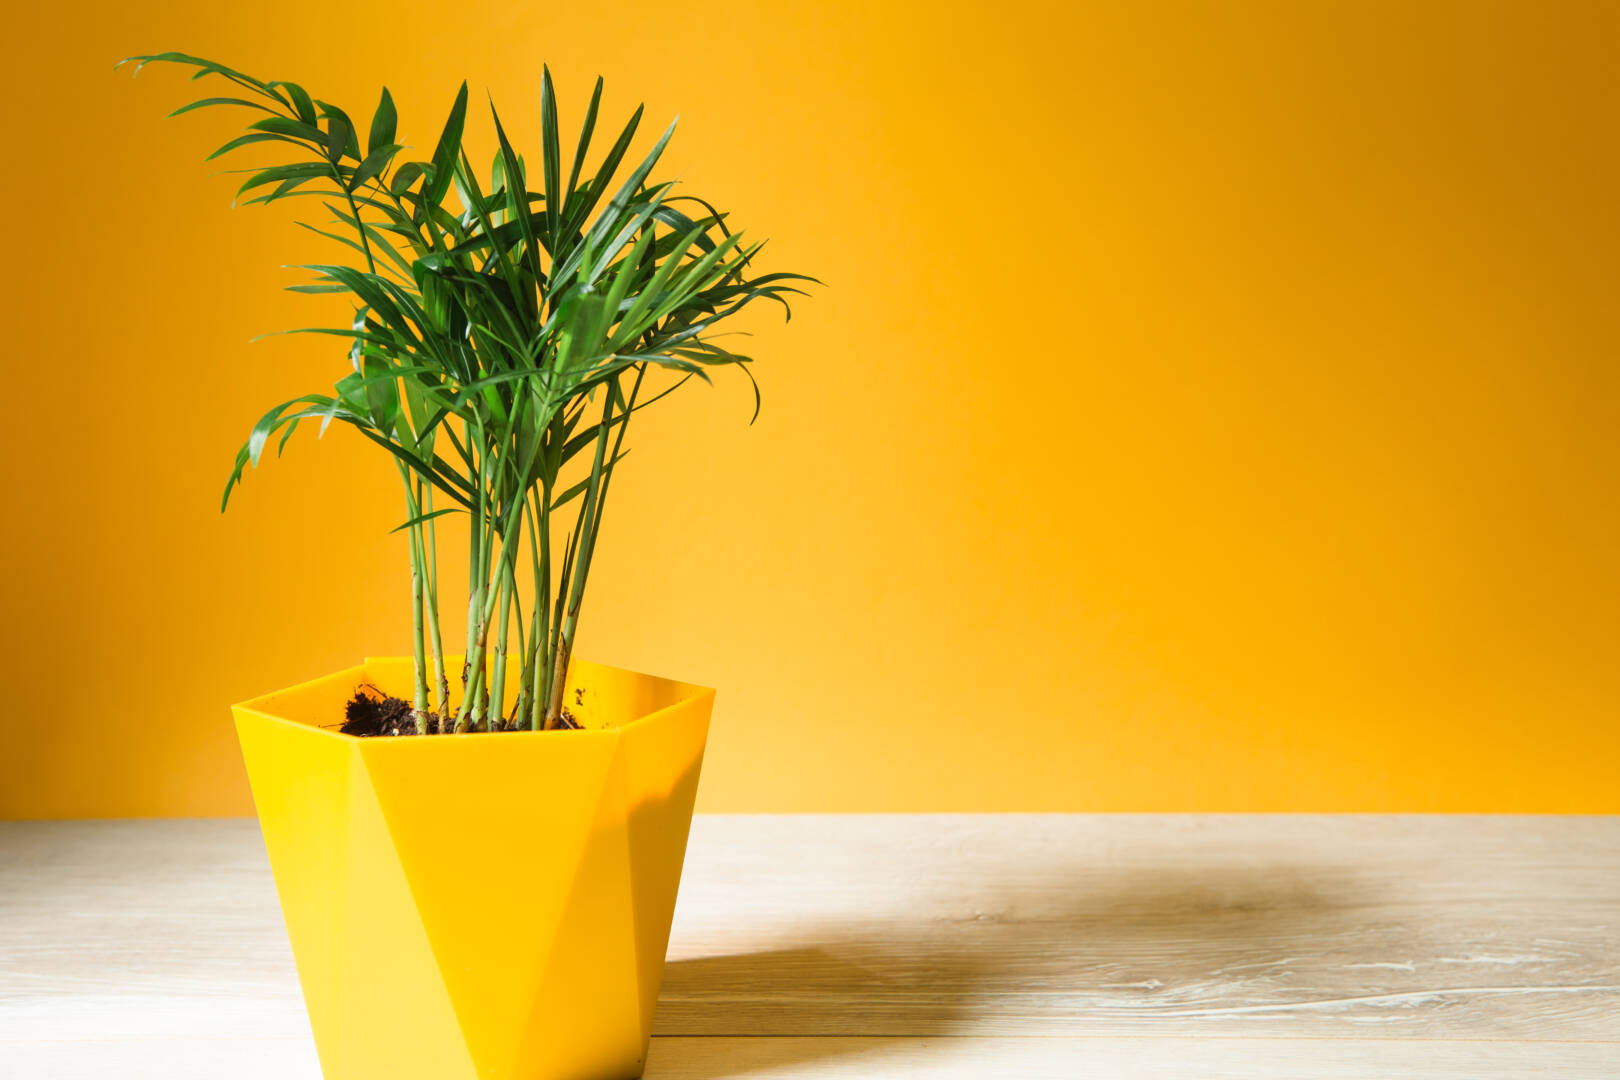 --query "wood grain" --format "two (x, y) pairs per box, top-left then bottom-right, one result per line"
(658, 815), (1620, 1039)
(3, 1037), (1616, 1080)
(1, 815), (1616, 1078)
(644, 1037), (1620, 1079)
